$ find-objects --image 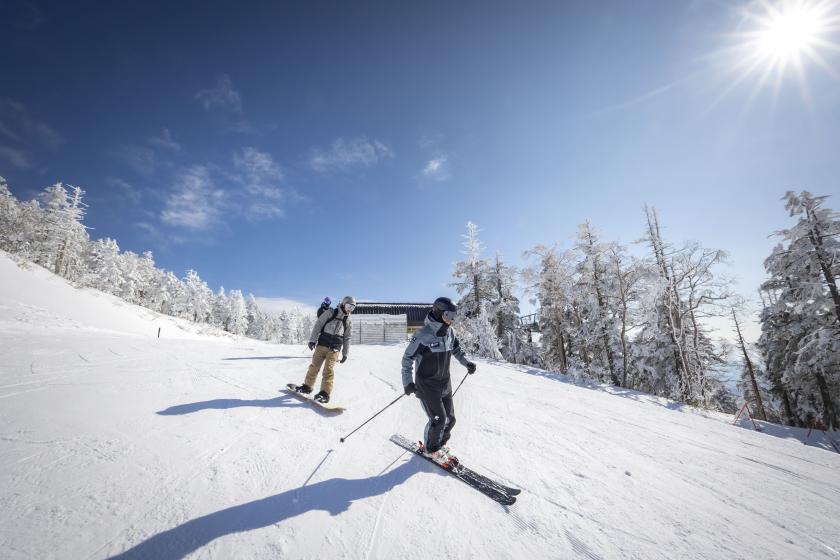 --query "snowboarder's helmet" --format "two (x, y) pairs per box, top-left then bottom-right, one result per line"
(341, 295), (357, 312)
(432, 297), (458, 323)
